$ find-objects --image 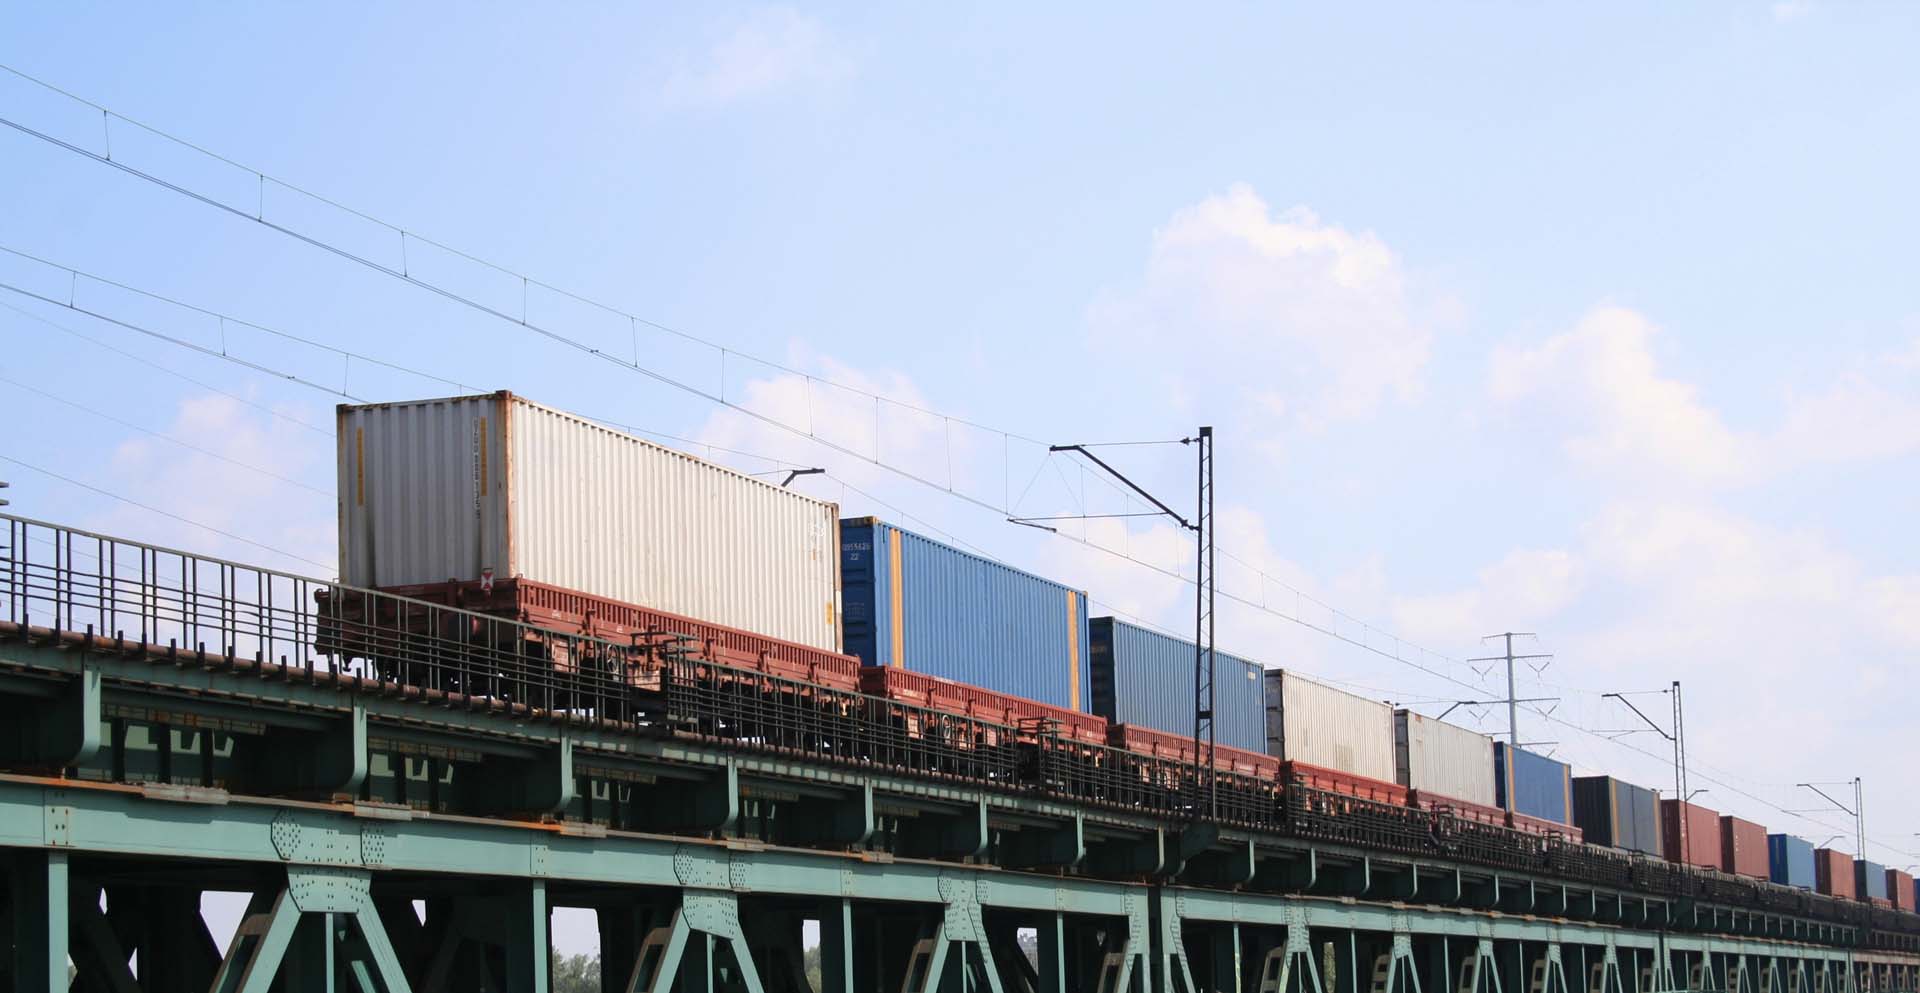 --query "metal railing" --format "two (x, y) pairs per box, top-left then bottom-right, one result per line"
(0, 512), (1912, 936)
(0, 513), (640, 722)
